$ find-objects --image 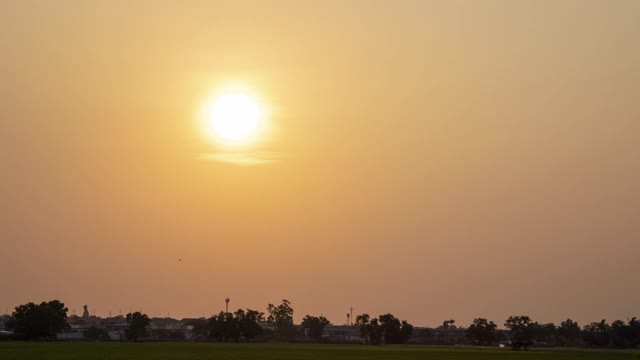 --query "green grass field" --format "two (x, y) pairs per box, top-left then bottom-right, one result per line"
(0, 343), (638, 360)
